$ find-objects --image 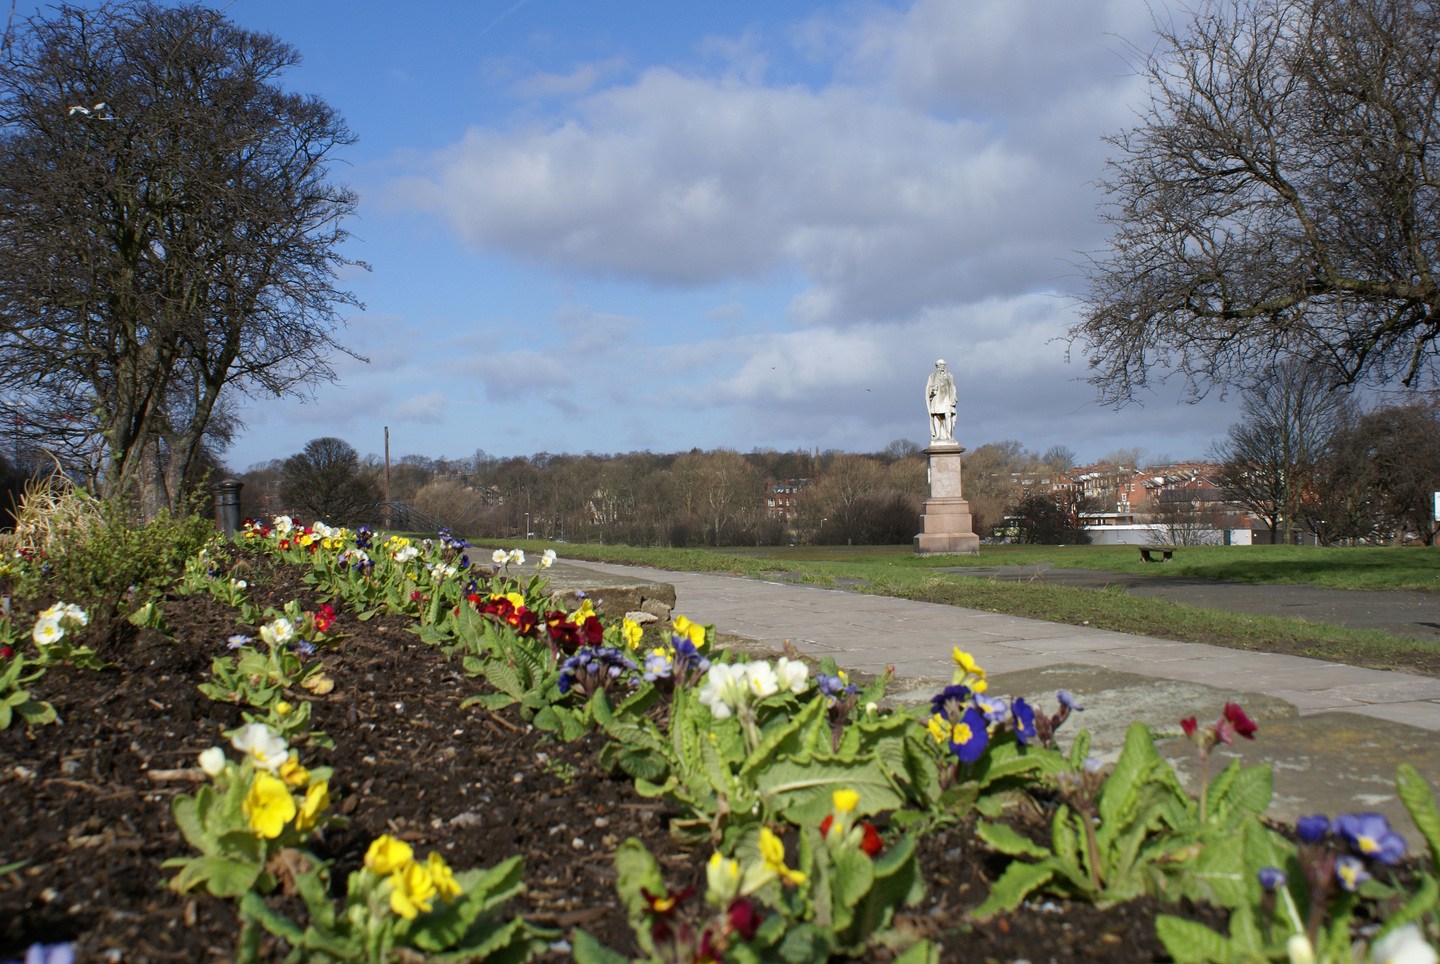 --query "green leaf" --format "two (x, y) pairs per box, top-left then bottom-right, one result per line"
(976, 821), (1051, 859)
(1098, 721), (1161, 831)
(613, 838), (666, 958)
(1375, 873), (1439, 940)
(171, 793), (213, 853)
(740, 696), (826, 781)
(890, 940), (940, 964)
(1155, 914), (1232, 964)
(1397, 763), (1440, 875)
(398, 857), (526, 951)
(1068, 729), (1091, 768)
(970, 859), (1055, 920)
(237, 891), (305, 944)
(754, 755), (905, 826)
(169, 855), (262, 898)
